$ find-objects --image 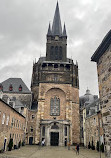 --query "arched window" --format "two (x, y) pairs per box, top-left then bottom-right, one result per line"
(51, 123), (59, 129)
(50, 96), (60, 116)
(55, 46), (58, 60)
(50, 46), (54, 60)
(59, 46), (62, 60)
